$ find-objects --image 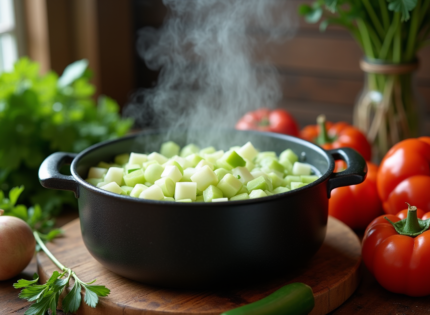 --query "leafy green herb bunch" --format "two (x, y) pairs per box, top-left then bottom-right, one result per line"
(299, 0), (430, 63)
(0, 58), (133, 216)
